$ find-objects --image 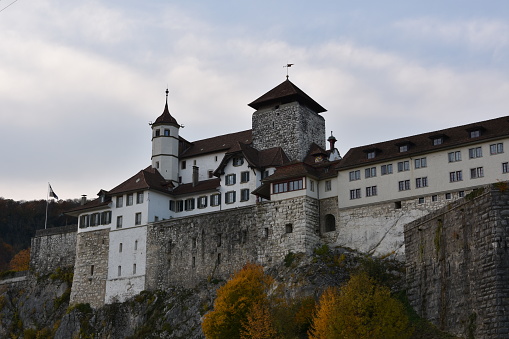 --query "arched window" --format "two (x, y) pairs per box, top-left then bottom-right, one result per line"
(324, 214), (336, 232)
